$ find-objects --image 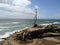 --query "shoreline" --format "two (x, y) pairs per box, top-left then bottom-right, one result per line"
(0, 27), (30, 41)
(0, 24), (60, 45)
(0, 24), (51, 41)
